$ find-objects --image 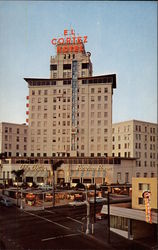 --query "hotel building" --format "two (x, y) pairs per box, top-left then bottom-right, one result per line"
(24, 31), (116, 158)
(0, 122), (28, 157)
(112, 120), (157, 178)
